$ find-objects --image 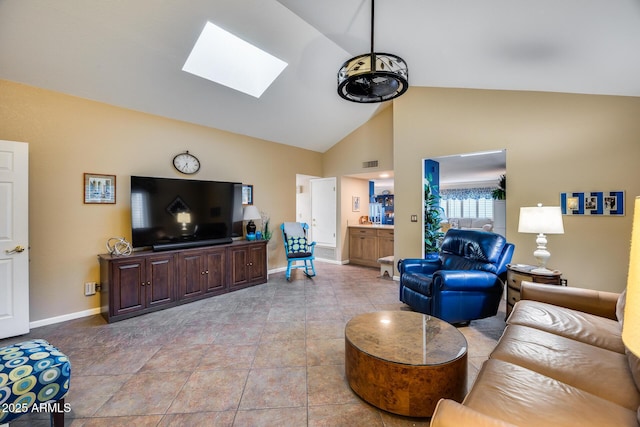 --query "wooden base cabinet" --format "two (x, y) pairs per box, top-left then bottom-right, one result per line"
(230, 243), (267, 290)
(99, 240), (267, 323)
(179, 246), (227, 300)
(349, 227), (394, 268)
